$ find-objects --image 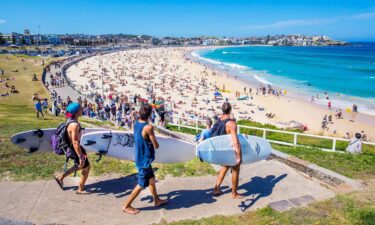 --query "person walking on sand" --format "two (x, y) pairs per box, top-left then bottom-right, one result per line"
(122, 104), (167, 214)
(210, 102), (243, 199)
(54, 103), (91, 194)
